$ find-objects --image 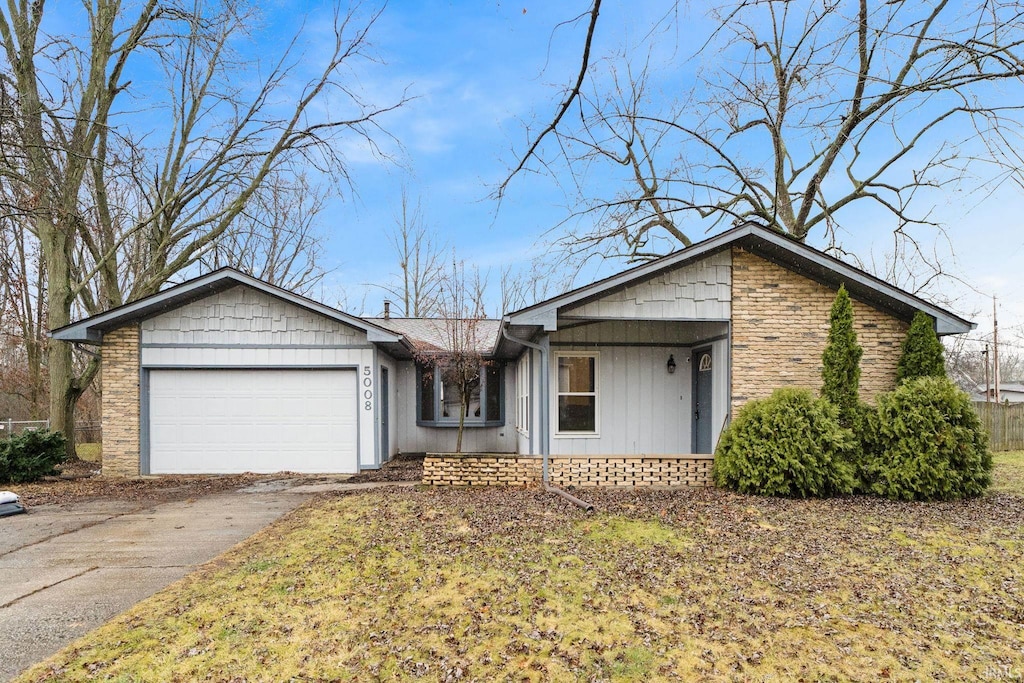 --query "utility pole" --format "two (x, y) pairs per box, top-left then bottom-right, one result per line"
(993, 295), (1001, 404)
(983, 344), (991, 402)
